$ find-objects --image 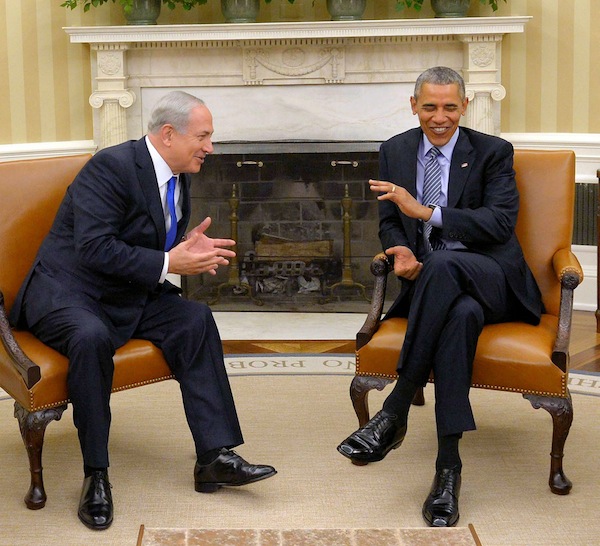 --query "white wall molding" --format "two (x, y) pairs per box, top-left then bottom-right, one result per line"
(502, 132), (600, 184)
(0, 140), (96, 162)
